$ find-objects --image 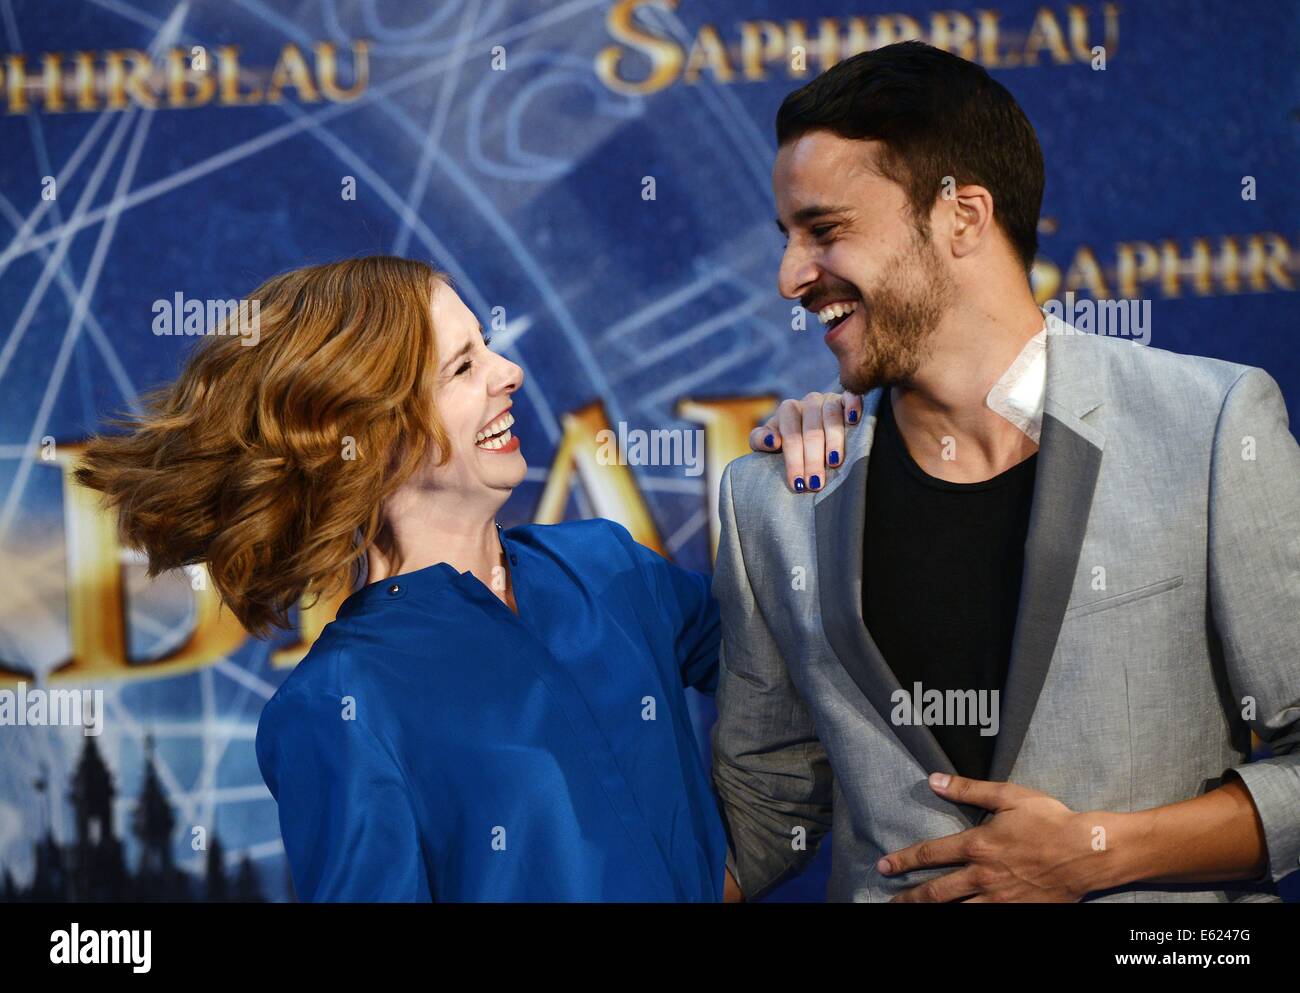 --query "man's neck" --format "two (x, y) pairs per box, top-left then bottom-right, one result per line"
(890, 303), (1046, 483)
